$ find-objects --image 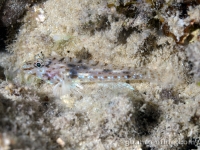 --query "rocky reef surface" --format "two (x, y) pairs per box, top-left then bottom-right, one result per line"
(0, 0), (200, 149)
